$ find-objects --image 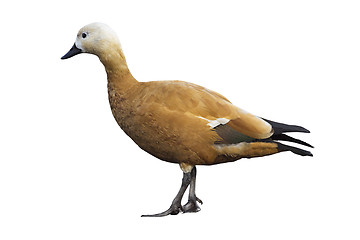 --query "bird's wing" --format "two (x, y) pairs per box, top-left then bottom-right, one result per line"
(138, 80), (273, 141)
